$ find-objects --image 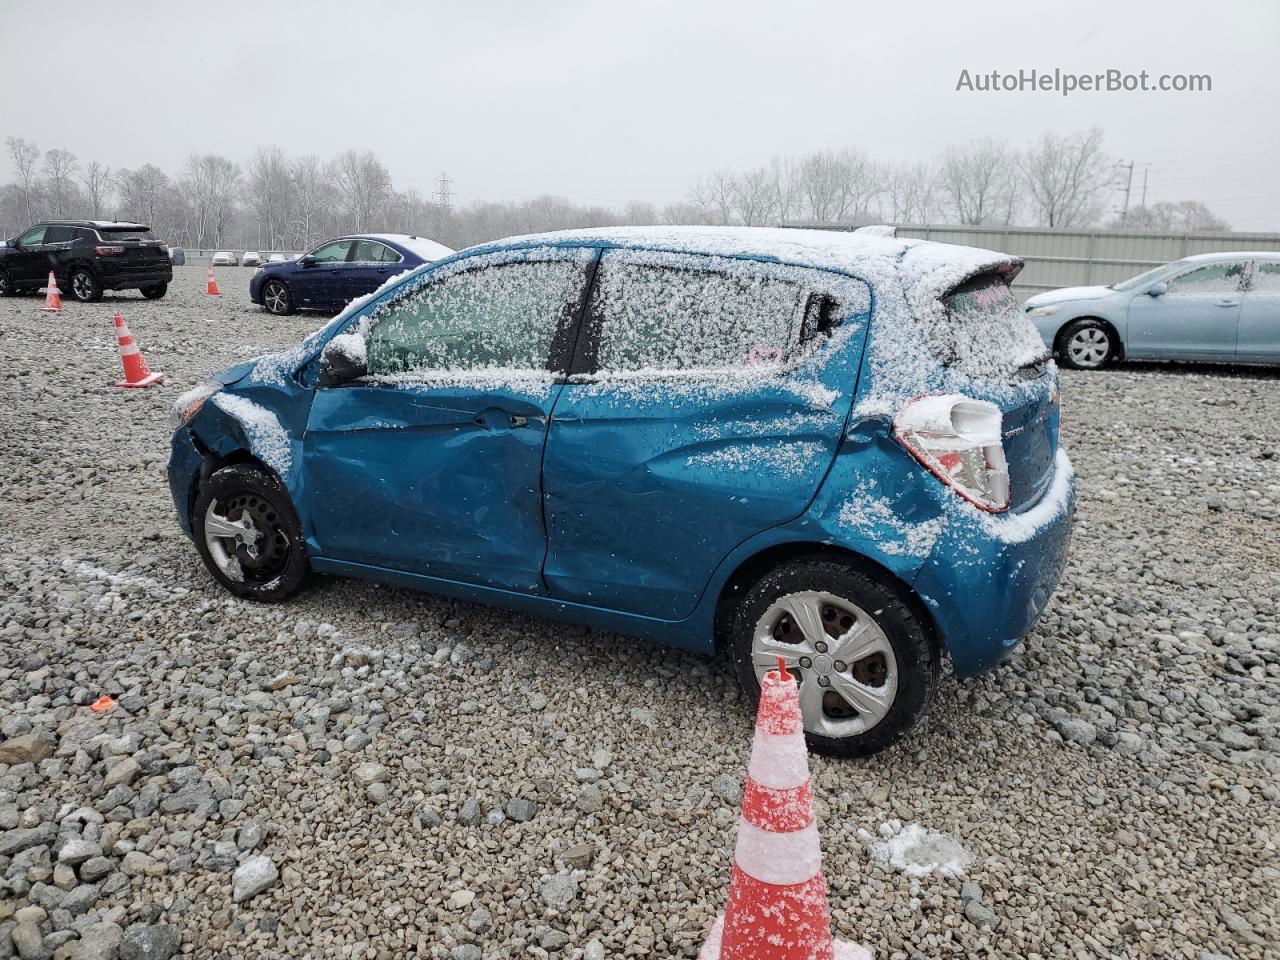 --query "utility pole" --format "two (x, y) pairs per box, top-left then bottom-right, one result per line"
(1117, 160), (1135, 224)
(434, 172), (453, 212)
(1140, 165), (1150, 208)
